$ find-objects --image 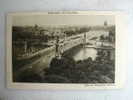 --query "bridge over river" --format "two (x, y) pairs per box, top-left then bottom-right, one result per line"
(14, 31), (114, 80)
